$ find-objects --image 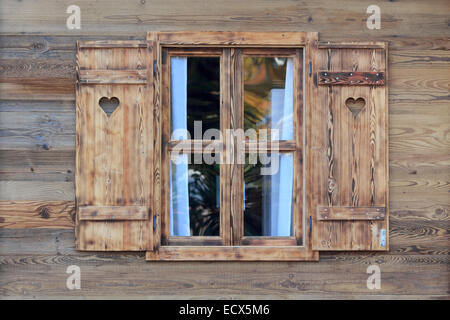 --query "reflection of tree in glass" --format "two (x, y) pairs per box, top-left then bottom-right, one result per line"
(186, 57), (220, 136)
(244, 57), (287, 139)
(188, 163), (220, 236)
